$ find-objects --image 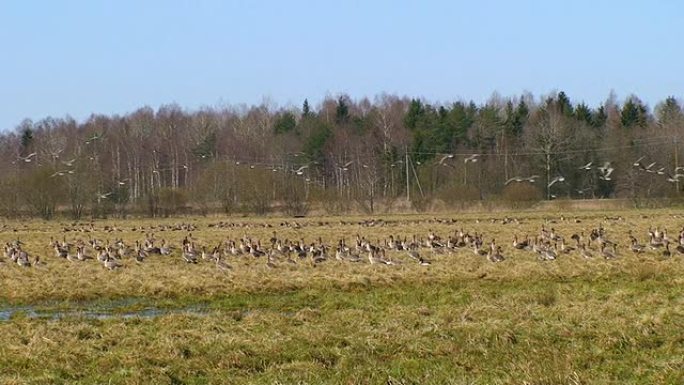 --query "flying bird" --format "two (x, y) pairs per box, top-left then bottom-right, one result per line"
(85, 133), (103, 144)
(15, 153), (36, 163)
(438, 154), (455, 165)
(548, 176), (565, 188)
(598, 162), (614, 180)
(464, 154), (479, 163)
(578, 161), (593, 170)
